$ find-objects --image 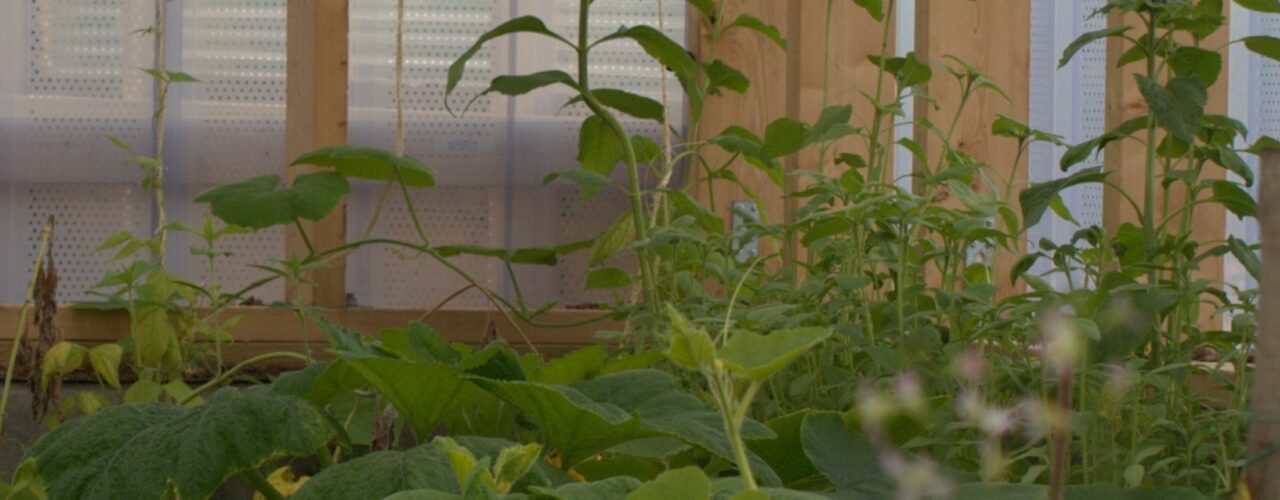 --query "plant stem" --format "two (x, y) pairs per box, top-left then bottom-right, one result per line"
(241, 468), (285, 500)
(0, 220), (53, 440)
(152, 0), (169, 266)
(1049, 365), (1074, 500)
(576, 1), (658, 308)
(179, 352), (310, 405)
(1140, 12), (1162, 365)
